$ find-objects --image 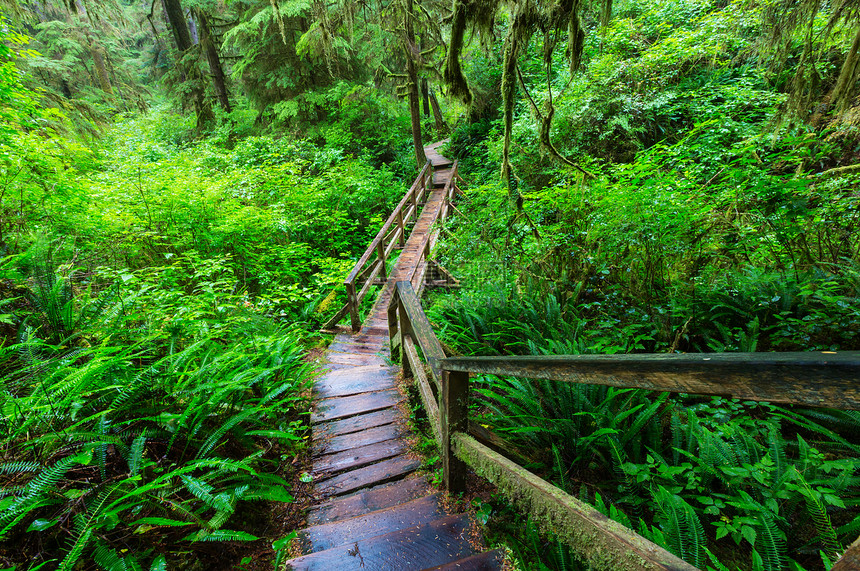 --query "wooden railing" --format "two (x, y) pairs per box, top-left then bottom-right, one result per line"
(387, 280), (860, 571)
(323, 161), (432, 331)
(324, 160), (459, 331)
